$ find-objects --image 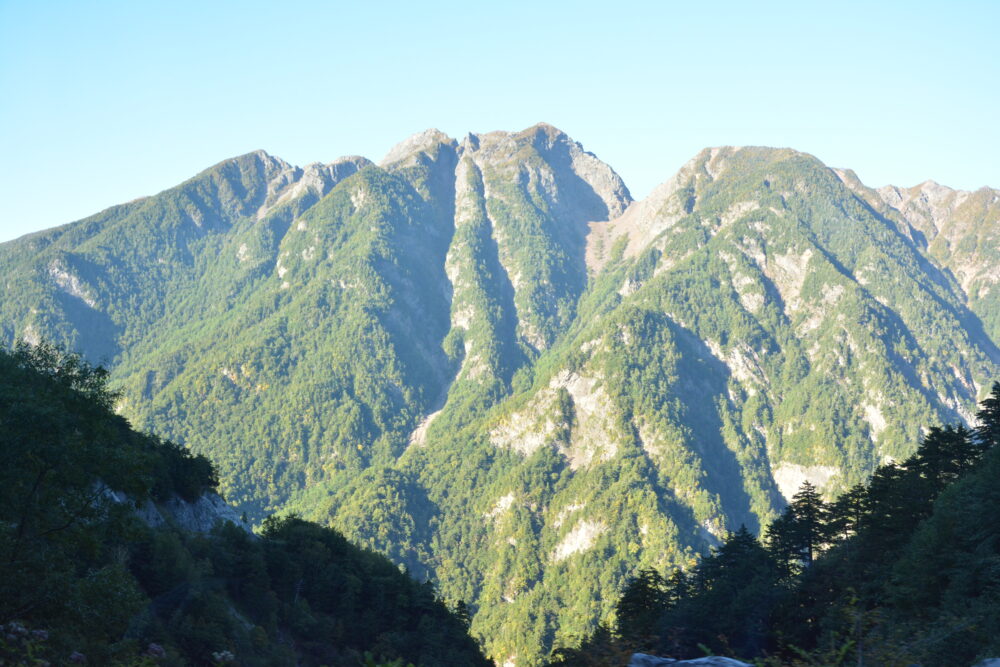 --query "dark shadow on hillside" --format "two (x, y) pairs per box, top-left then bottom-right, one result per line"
(48, 252), (122, 365)
(667, 320), (761, 533)
(534, 131), (632, 332)
(851, 194), (1000, 365)
(378, 157), (458, 375)
(53, 290), (121, 366)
